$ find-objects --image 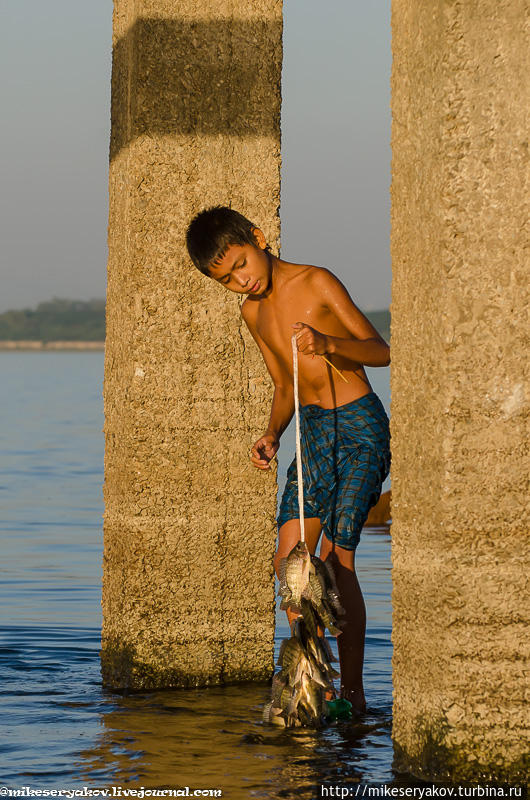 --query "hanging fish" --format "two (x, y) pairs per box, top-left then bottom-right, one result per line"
(278, 540), (311, 611)
(314, 596), (344, 637)
(301, 570), (343, 636)
(301, 600), (321, 641)
(262, 700), (287, 726)
(277, 635), (304, 671)
(316, 555), (346, 617)
(302, 570), (324, 607)
(271, 670), (288, 704)
(299, 671), (325, 720)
